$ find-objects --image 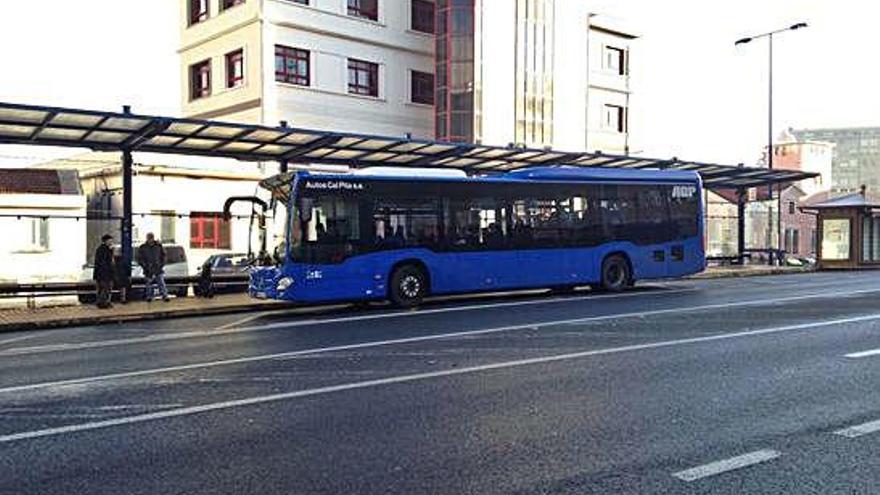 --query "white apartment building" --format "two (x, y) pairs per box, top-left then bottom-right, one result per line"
(179, 0), (637, 153)
(180, 0), (434, 138)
